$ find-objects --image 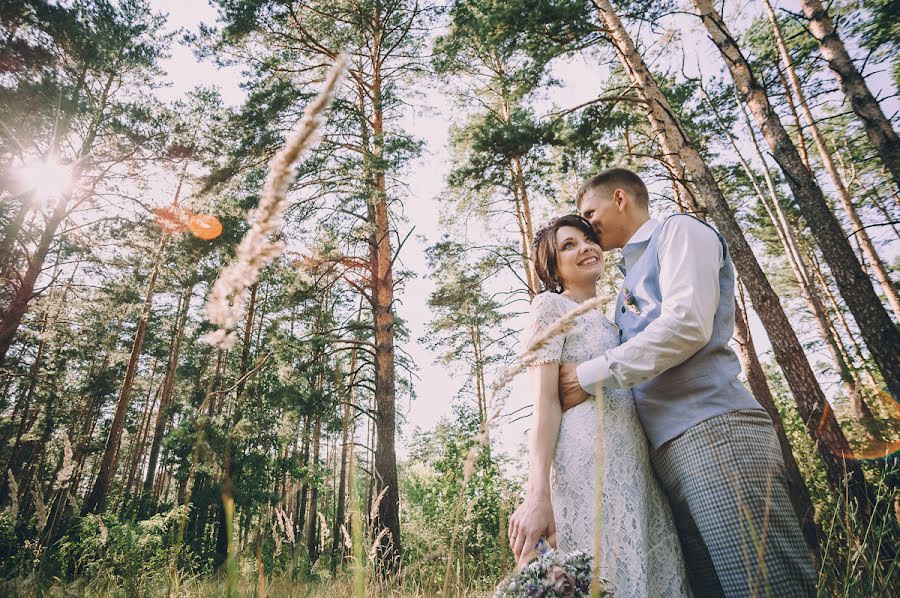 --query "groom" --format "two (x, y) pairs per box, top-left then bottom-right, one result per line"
(556, 168), (817, 596)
